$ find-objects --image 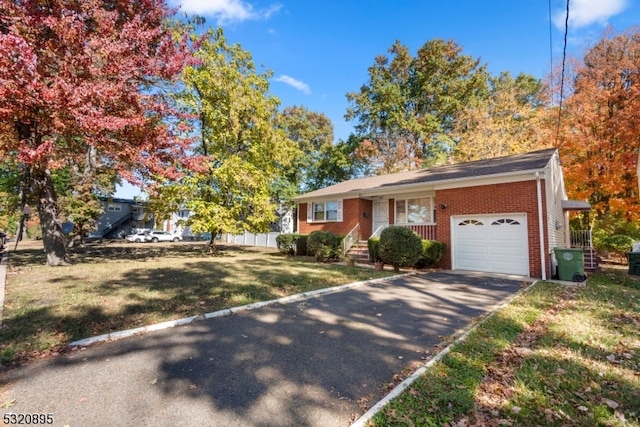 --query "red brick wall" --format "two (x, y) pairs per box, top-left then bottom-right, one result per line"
(434, 180), (548, 278)
(298, 199), (373, 238)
